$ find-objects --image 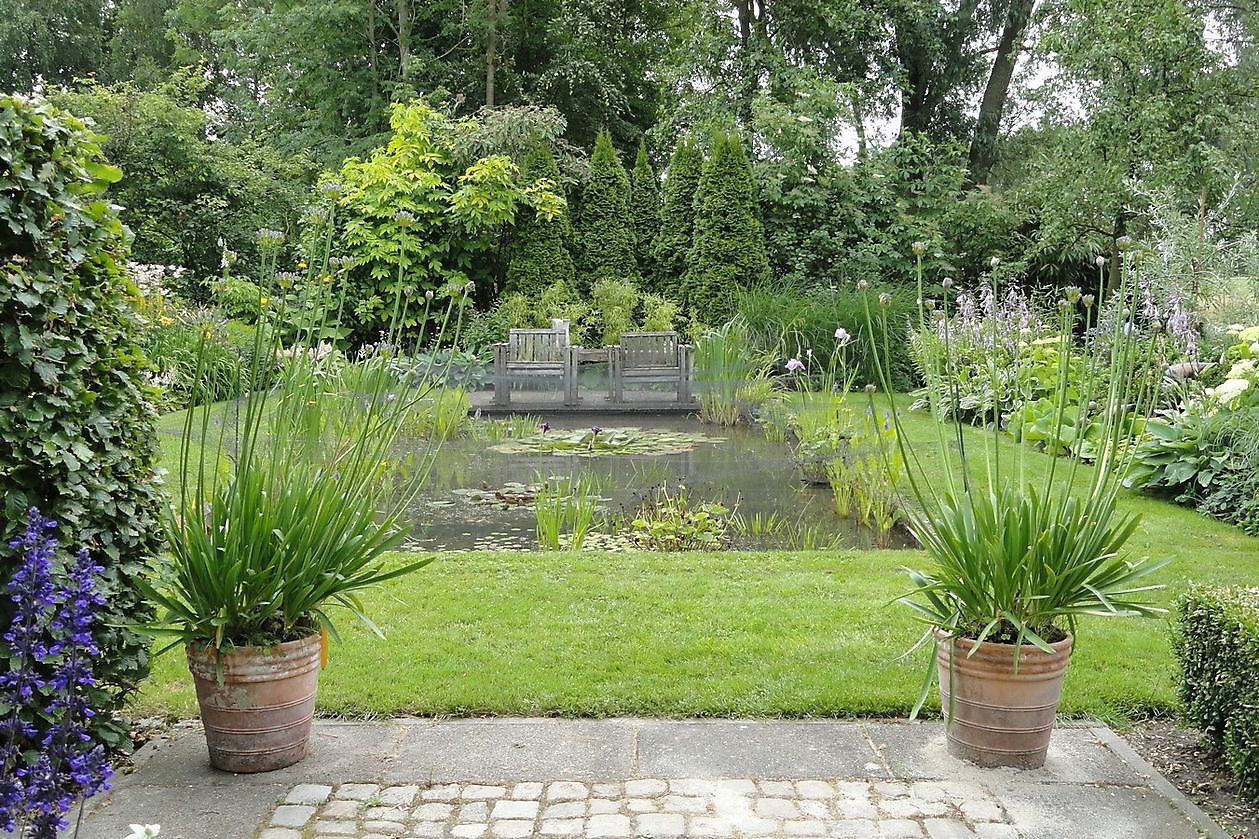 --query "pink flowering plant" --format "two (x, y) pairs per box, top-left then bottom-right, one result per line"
(1, 509), (113, 838)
